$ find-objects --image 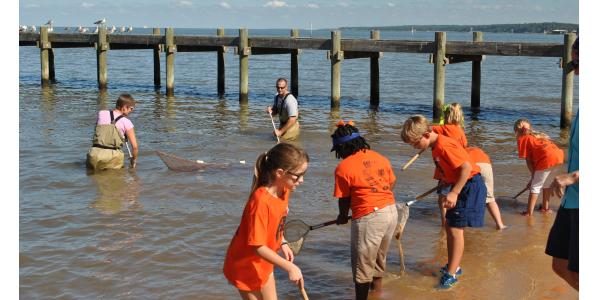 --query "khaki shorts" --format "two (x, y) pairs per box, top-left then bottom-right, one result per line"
(281, 121), (300, 141)
(476, 162), (495, 204)
(351, 204), (398, 283)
